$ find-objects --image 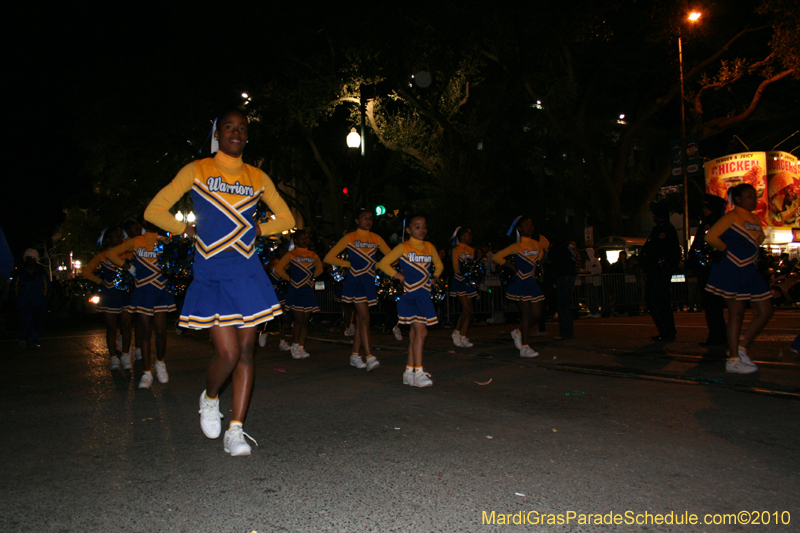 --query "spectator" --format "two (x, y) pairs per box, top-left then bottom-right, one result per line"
(641, 205), (681, 342)
(12, 249), (51, 349)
